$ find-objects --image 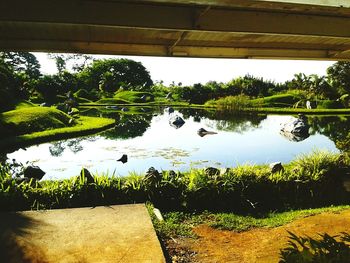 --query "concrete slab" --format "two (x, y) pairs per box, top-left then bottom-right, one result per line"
(0, 204), (165, 263)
